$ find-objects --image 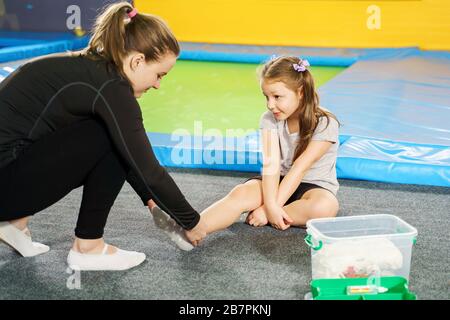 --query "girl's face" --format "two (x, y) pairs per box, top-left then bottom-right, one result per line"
(123, 52), (177, 98)
(261, 80), (302, 121)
